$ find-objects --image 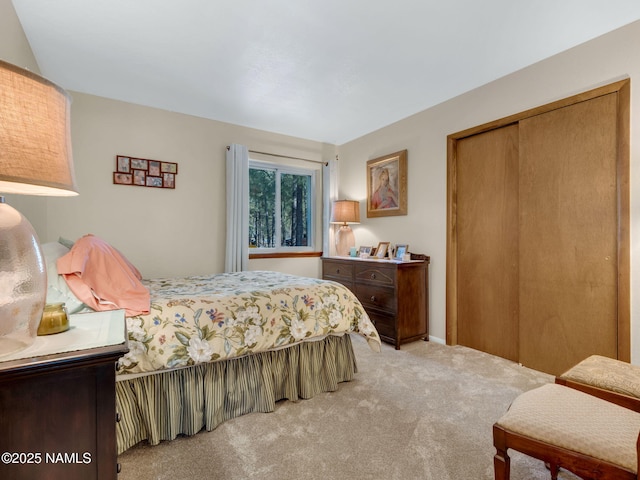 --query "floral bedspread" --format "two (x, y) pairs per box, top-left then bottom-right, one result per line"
(117, 271), (381, 375)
